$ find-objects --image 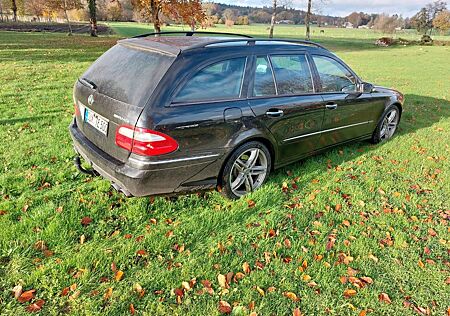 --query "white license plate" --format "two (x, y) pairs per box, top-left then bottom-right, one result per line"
(83, 106), (109, 136)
